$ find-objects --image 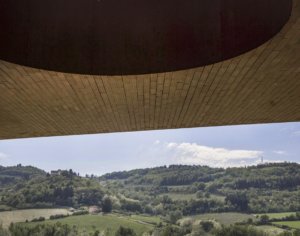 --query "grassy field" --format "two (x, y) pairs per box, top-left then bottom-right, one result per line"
(160, 193), (197, 201)
(209, 194), (226, 202)
(189, 212), (256, 225)
(0, 208), (70, 228)
(257, 212), (296, 219)
(25, 214), (154, 235)
(273, 221), (300, 229)
(255, 225), (287, 236)
(130, 214), (161, 225)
